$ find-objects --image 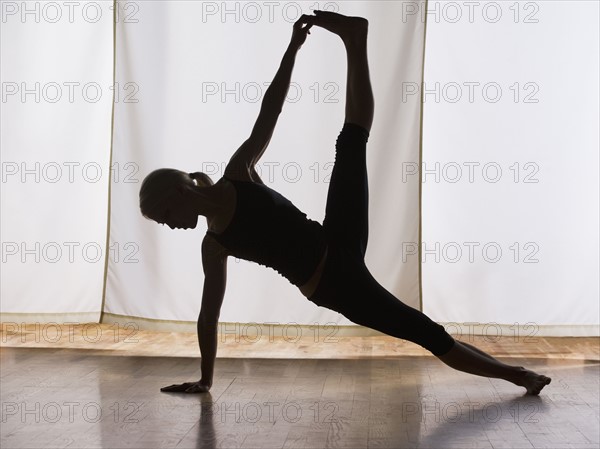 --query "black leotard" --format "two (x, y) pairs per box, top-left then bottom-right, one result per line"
(206, 177), (327, 287)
